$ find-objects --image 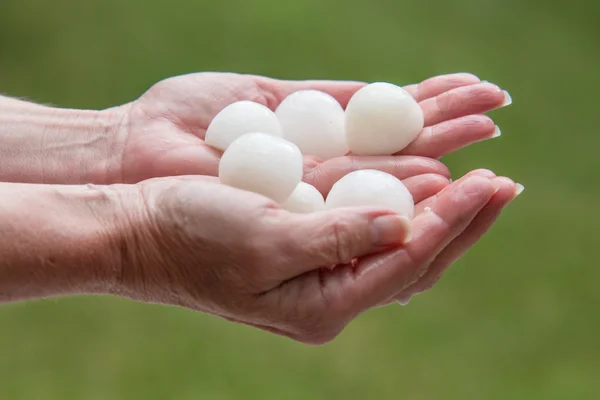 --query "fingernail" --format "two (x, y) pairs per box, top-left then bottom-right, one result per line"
(515, 183), (525, 196)
(481, 80), (489, 83)
(502, 90), (512, 107)
(491, 125), (502, 138)
(373, 215), (412, 246)
(397, 296), (411, 306)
